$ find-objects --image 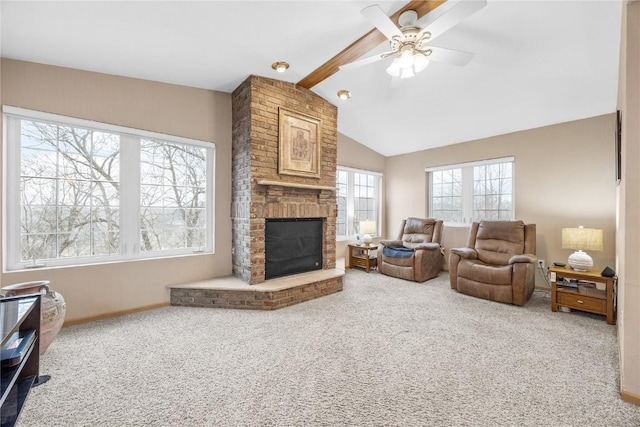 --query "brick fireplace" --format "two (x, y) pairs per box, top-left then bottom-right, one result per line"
(169, 76), (342, 310)
(230, 75), (342, 297)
